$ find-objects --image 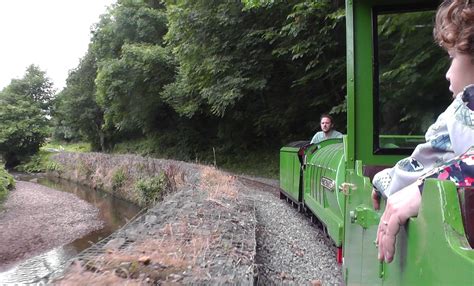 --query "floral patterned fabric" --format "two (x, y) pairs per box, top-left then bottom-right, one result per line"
(418, 147), (474, 191)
